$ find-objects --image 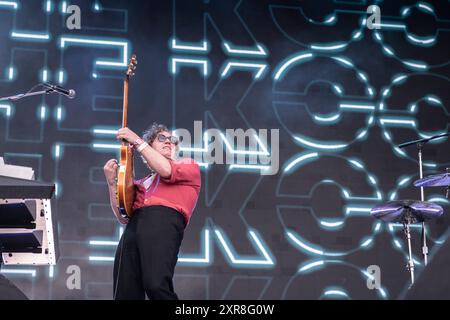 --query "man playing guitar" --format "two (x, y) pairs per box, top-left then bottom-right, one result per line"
(103, 123), (201, 300)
